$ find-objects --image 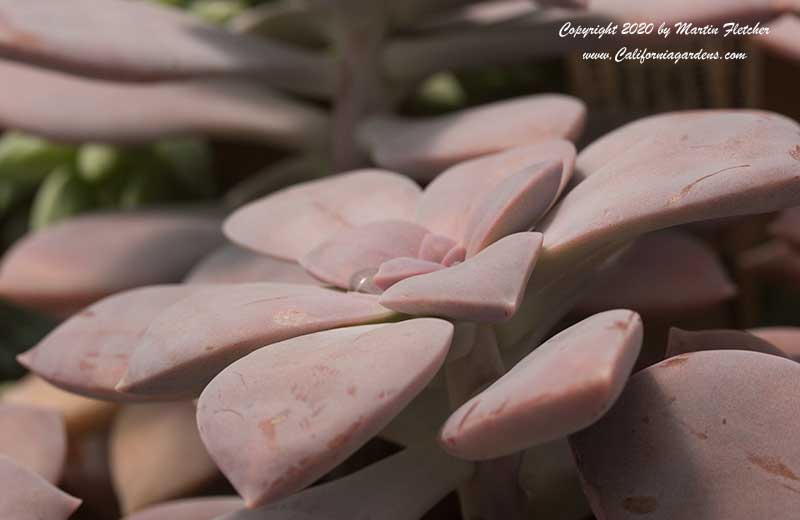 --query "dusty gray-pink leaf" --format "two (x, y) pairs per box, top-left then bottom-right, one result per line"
(768, 207), (800, 247)
(216, 442), (472, 520)
(224, 170), (421, 261)
(666, 328), (788, 359)
(111, 402), (219, 514)
(0, 456), (81, 520)
(300, 221), (430, 289)
(0, 404), (66, 483)
(0, 60), (329, 147)
(418, 232), (458, 263)
(590, 0), (800, 24)
(361, 95), (585, 179)
(117, 283), (396, 398)
(570, 350), (800, 520)
(574, 230), (736, 316)
(185, 244), (323, 286)
(464, 160), (562, 256)
(749, 327), (800, 362)
(0, 209), (220, 316)
(17, 285), (202, 401)
(541, 111), (800, 258)
(380, 232), (542, 322)
(416, 139), (575, 244)
(441, 310), (642, 460)
(374, 257), (445, 291)
(123, 497), (243, 520)
(197, 319), (454, 507)
(754, 15), (800, 62)
(0, 0), (333, 96)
